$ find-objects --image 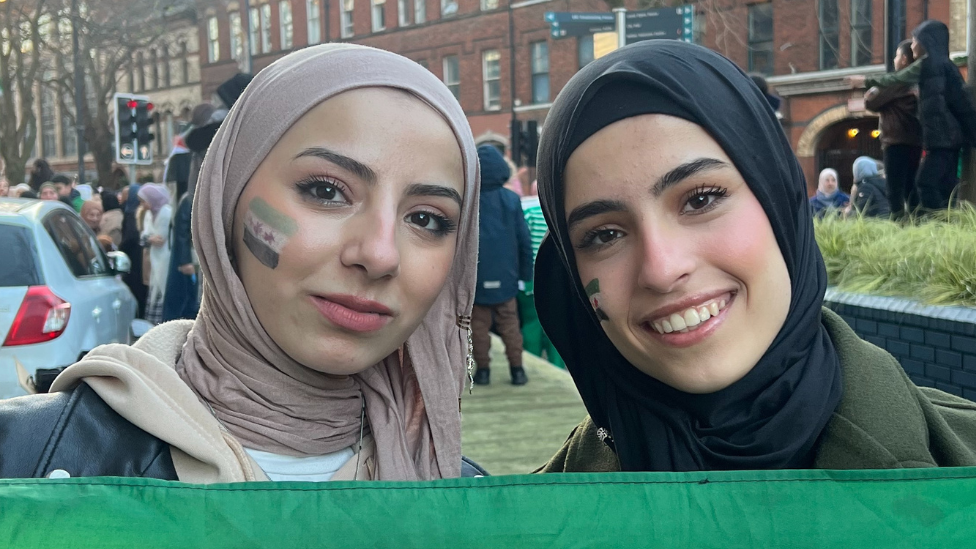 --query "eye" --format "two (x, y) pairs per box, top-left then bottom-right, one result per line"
(577, 227), (624, 250)
(406, 210), (457, 238)
(296, 177), (349, 205)
(682, 185), (728, 214)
